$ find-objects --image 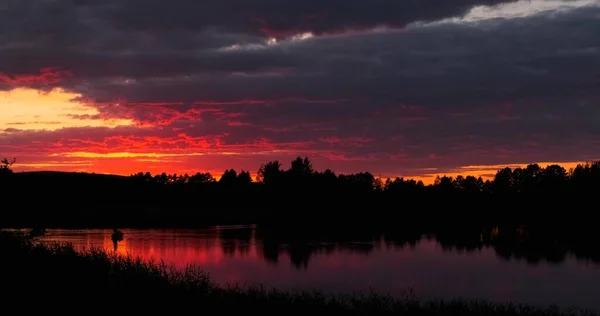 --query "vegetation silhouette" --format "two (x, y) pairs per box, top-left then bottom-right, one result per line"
(2, 156), (600, 230)
(2, 154), (600, 268)
(2, 230), (595, 315)
(0, 157), (15, 179)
